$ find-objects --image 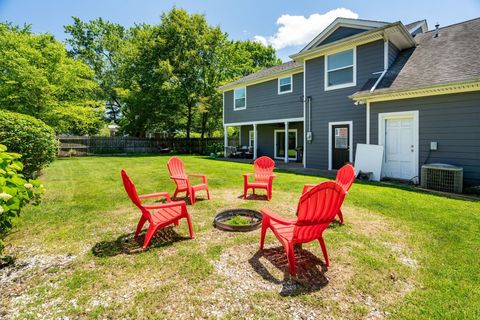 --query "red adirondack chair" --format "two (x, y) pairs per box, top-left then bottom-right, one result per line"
(121, 170), (195, 249)
(243, 156), (276, 201)
(260, 181), (347, 276)
(167, 156), (210, 205)
(301, 164), (355, 223)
